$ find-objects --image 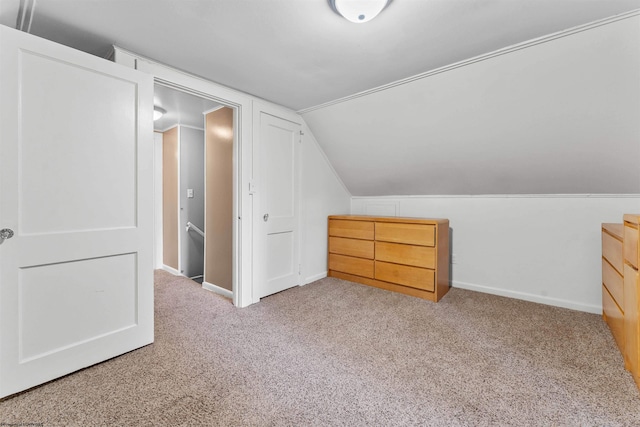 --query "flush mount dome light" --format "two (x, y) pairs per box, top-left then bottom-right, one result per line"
(330, 0), (390, 23)
(153, 106), (166, 121)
